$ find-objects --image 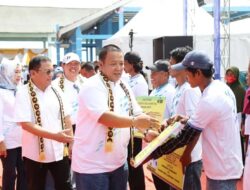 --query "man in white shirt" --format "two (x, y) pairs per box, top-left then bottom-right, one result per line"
(146, 59), (176, 119)
(151, 50), (243, 190)
(72, 44), (160, 190)
(145, 59), (176, 190)
(80, 62), (96, 78)
(53, 52), (84, 131)
(169, 47), (202, 190)
(15, 55), (74, 190)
